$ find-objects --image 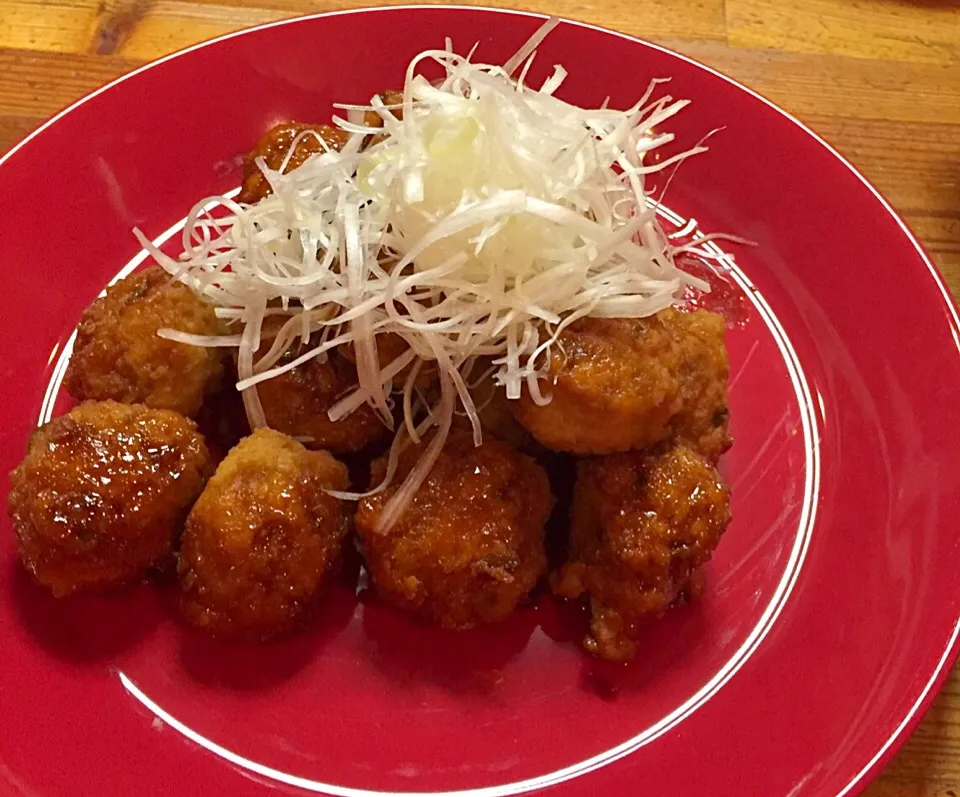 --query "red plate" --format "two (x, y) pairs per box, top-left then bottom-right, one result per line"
(2, 7), (959, 797)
